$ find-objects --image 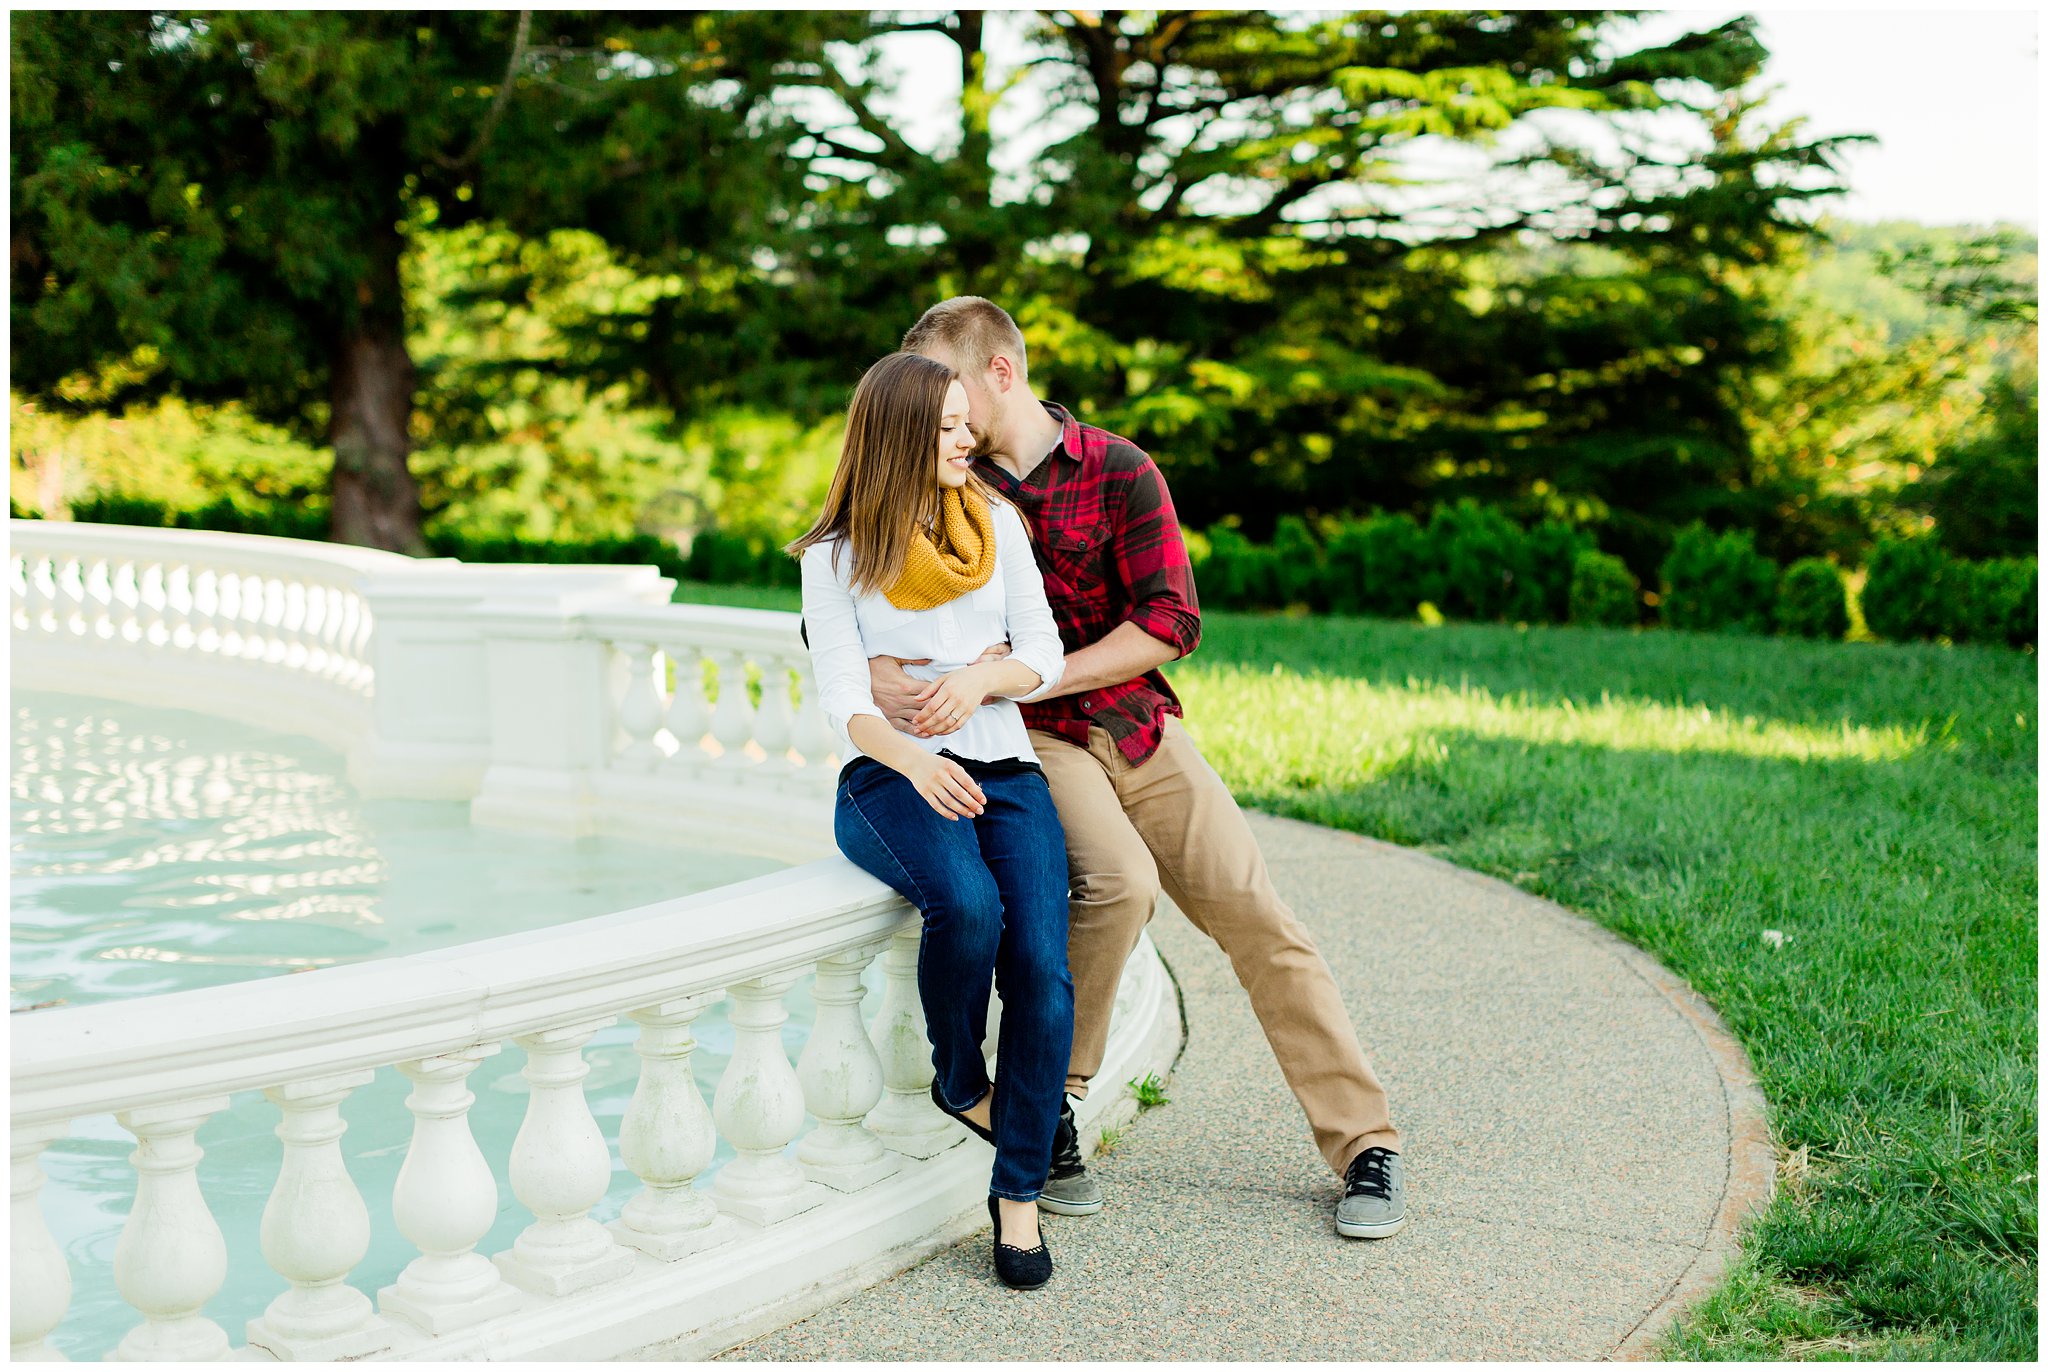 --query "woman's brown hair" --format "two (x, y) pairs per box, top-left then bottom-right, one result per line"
(786, 351), (1004, 595)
